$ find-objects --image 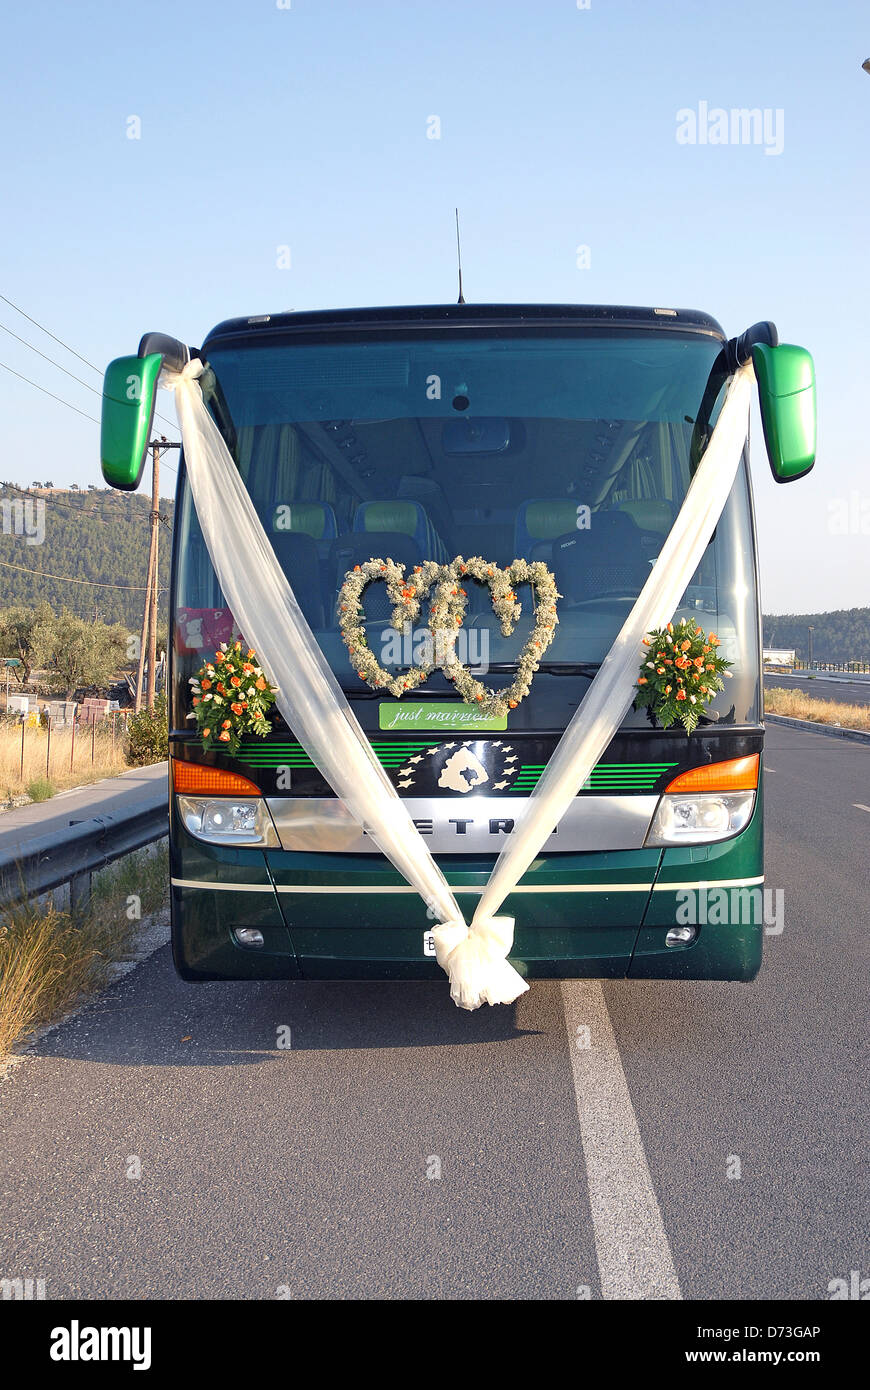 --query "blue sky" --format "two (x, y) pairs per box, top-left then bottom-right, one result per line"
(0, 0), (867, 611)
